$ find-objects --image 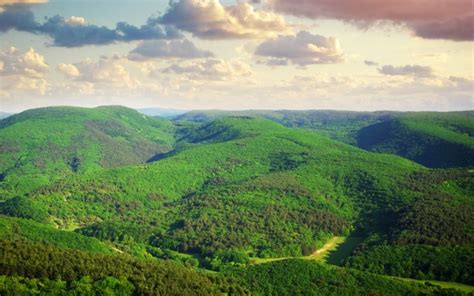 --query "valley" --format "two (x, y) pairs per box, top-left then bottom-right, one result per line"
(0, 106), (473, 295)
